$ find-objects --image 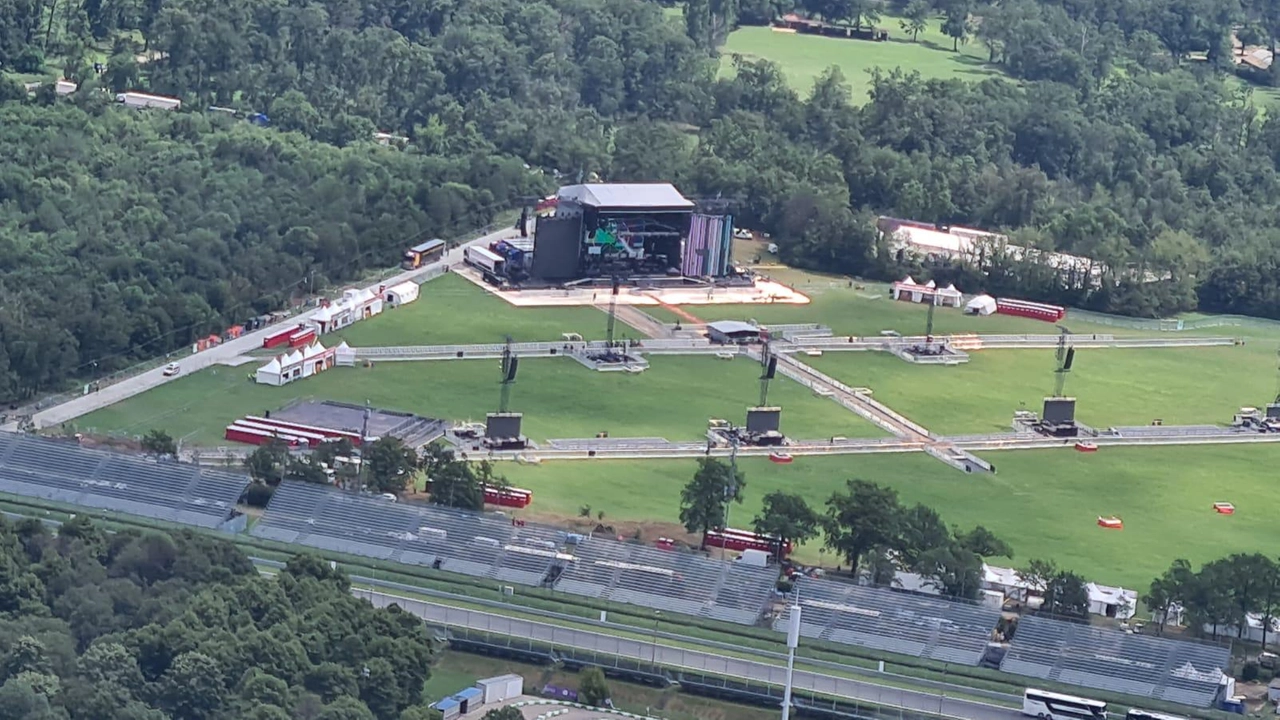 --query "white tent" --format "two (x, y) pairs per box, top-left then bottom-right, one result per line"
(891, 277), (963, 307)
(255, 357), (285, 386)
(335, 341), (357, 367)
(384, 281), (419, 307)
(1086, 582), (1137, 620)
(965, 294), (997, 316)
